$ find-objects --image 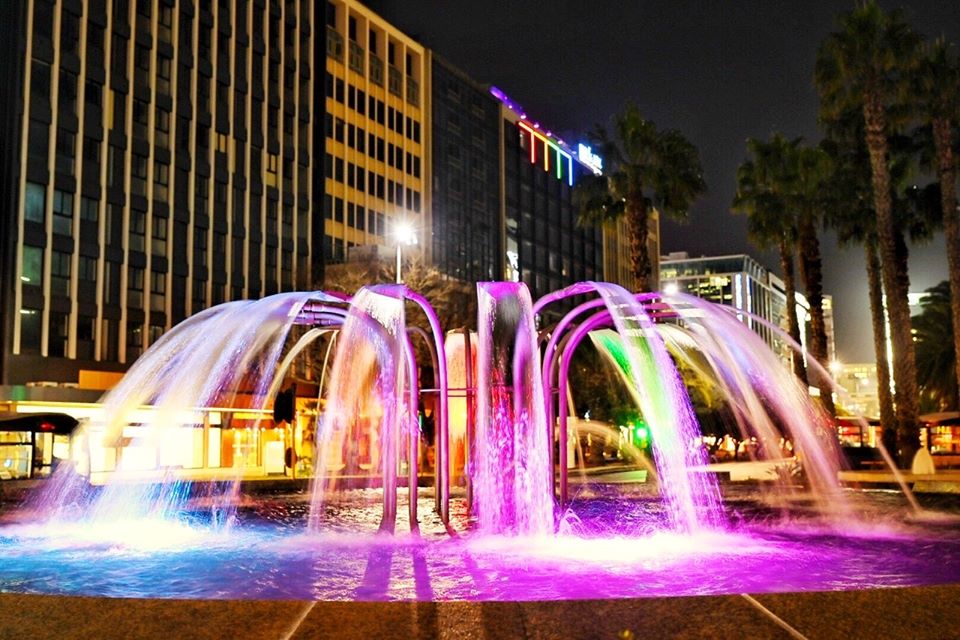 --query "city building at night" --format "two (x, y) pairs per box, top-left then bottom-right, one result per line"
(494, 87), (606, 315)
(659, 252), (836, 365)
(0, 0), (327, 392)
(0, 0), (434, 394)
(321, 0), (427, 267)
(427, 54), (500, 282)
